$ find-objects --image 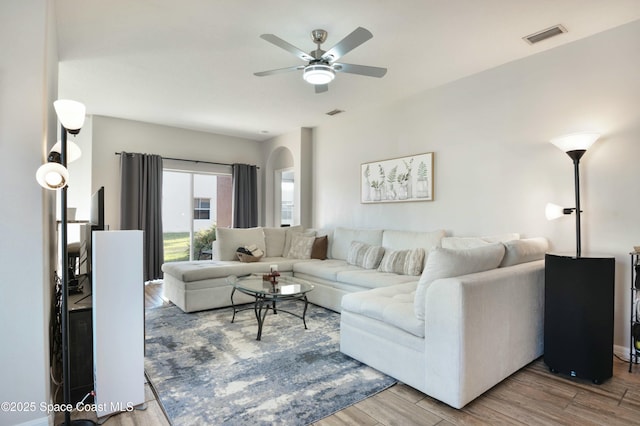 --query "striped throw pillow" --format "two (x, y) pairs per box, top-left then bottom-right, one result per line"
(377, 248), (426, 276)
(346, 241), (385, 269)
